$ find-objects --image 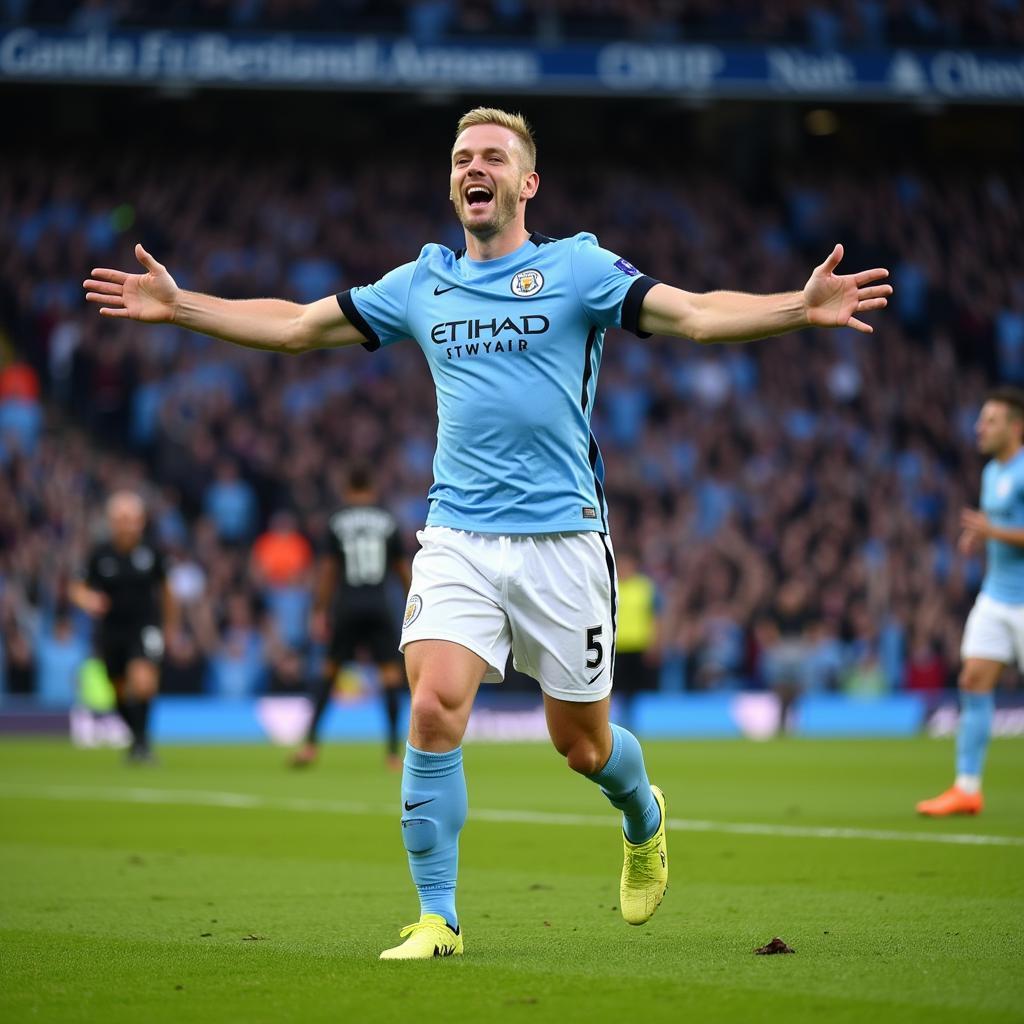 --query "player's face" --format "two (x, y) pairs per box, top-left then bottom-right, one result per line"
(976, 401), (1022, 456)
(108, 495), (145, 546)
(450, 124), (533, 239)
